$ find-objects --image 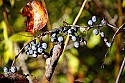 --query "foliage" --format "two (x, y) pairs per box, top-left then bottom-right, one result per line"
(0, 0), (125, 83)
